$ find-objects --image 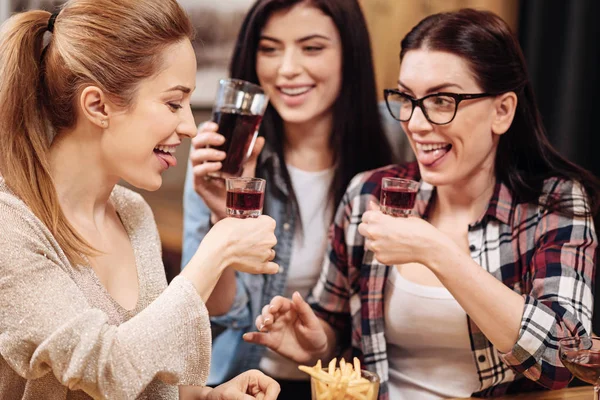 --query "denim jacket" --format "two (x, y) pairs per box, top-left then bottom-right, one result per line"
(182, 142), (298, 384)
(181, 103), (411, 384)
